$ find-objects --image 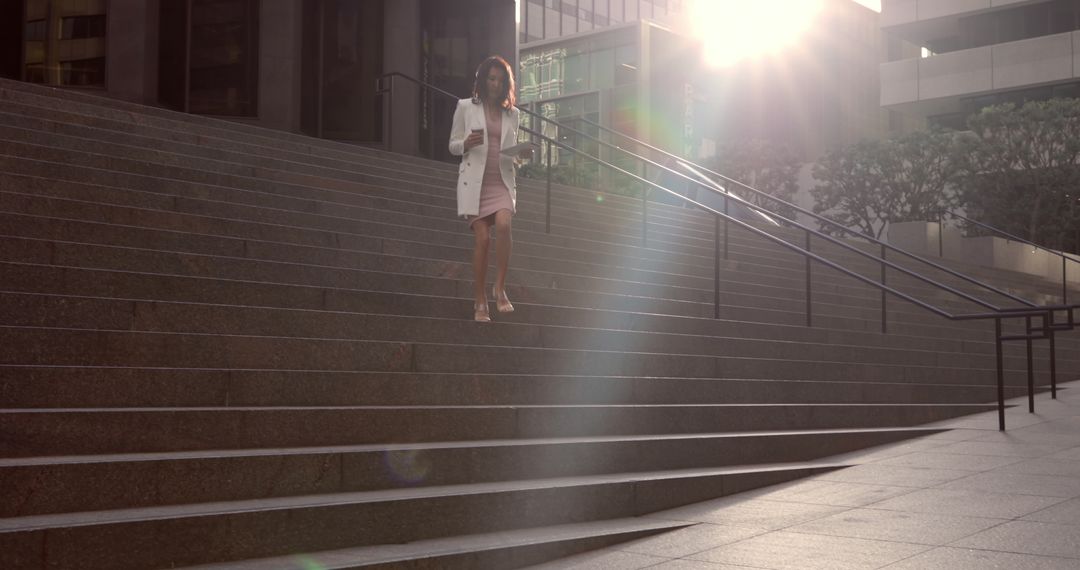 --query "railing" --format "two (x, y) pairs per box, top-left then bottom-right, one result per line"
(375, 71), (1075, 429)
(941, 210), (1080, 305)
